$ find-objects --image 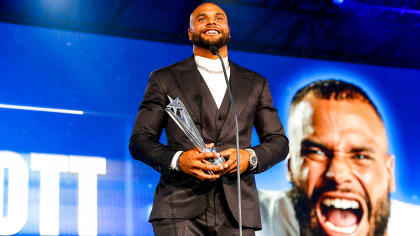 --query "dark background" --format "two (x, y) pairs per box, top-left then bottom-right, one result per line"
(0, 1), (419, 235)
